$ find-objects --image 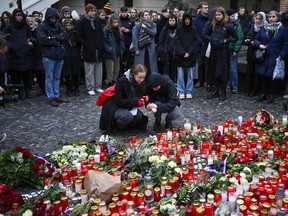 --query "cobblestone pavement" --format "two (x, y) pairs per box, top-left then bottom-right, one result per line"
(0, 82), (287, 156)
